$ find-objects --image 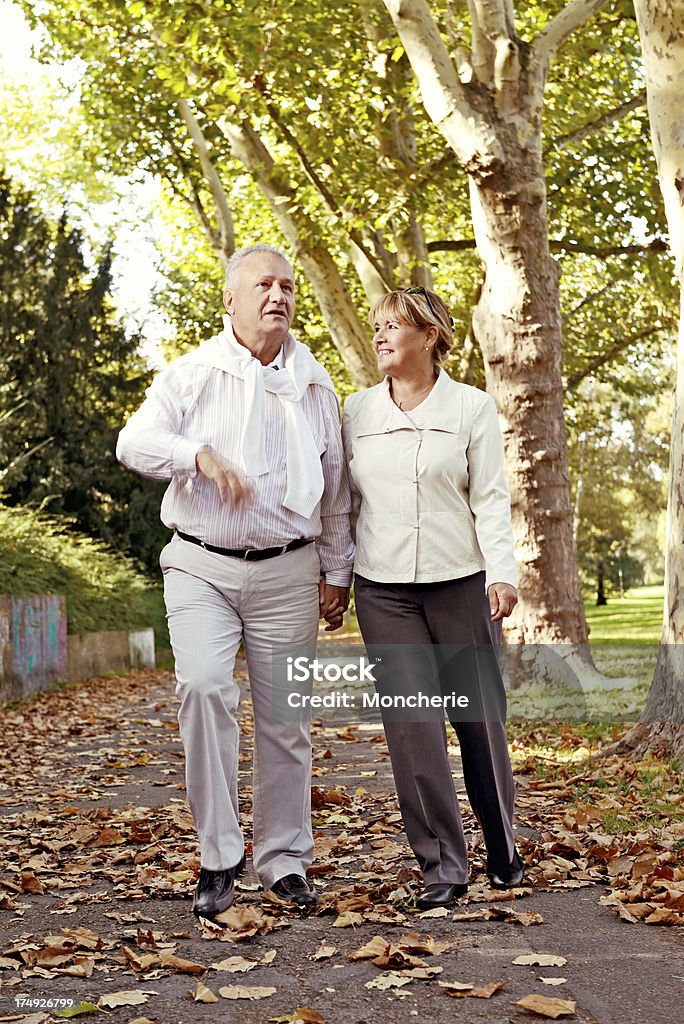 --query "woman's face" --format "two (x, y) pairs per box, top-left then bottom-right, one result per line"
(373, 317), (434, 377)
